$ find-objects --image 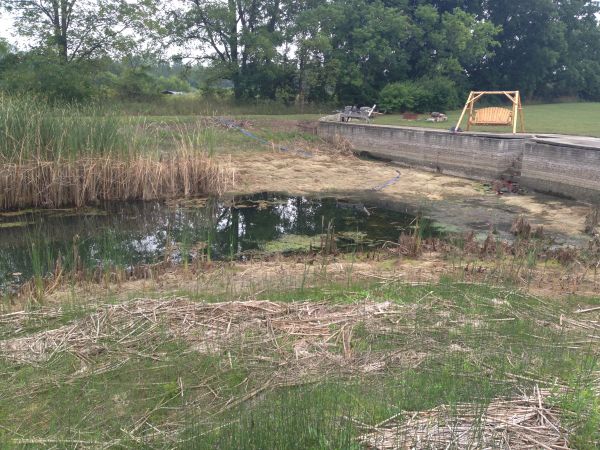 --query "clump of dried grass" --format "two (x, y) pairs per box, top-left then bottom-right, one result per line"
(587, 235), (600, 259)
(585, 205), (599, 236)
(480, 234), (498, 256)
(0, 297), (420, 378)
(331, 133), (355, 156)
(510, 216), (544, 239)
(552, 246), (578, 266)
(359, 387), (571, 449)
(0, 153), (232, 211)
(397, 231), (422, 258)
